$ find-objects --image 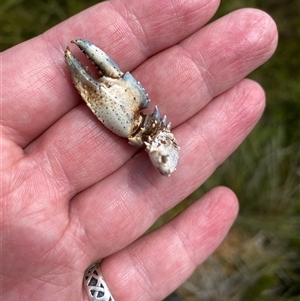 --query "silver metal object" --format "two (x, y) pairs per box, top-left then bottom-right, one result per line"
(84, 263), (115, 301)
(64, 39), (180, 176)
